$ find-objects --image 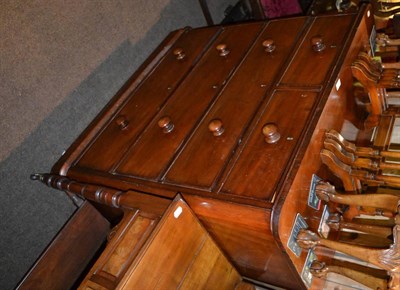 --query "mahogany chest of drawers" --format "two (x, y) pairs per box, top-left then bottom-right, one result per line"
(23, 4), (377, 289)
